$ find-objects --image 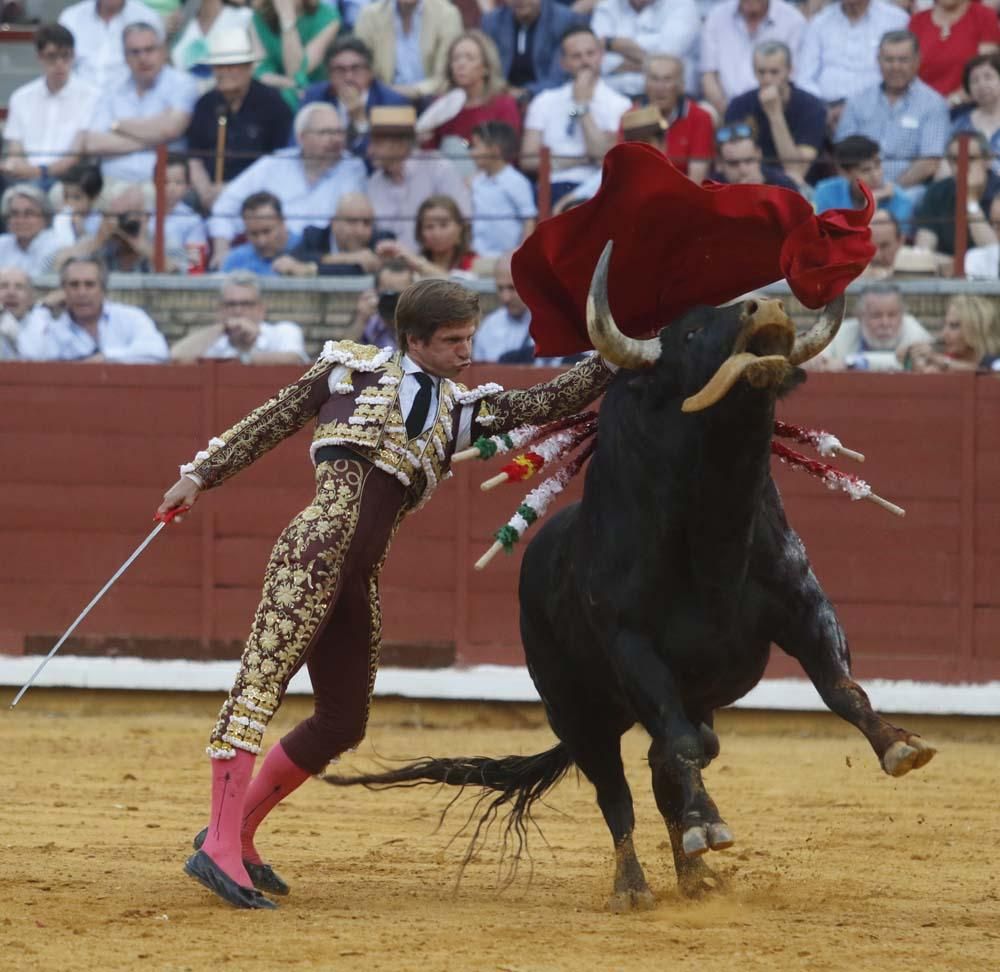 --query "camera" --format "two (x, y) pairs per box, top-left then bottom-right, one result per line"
(377, 290), (401, 324)
(117, 213), (142, 237)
